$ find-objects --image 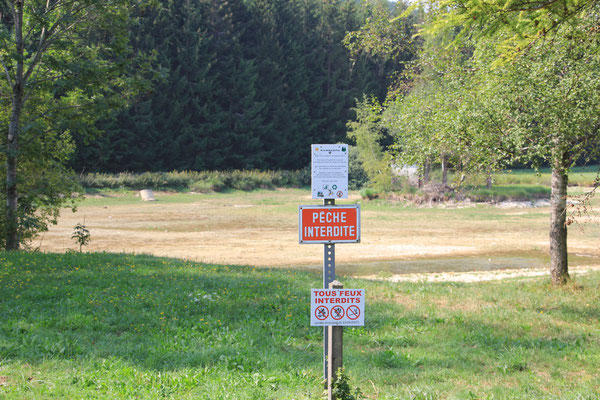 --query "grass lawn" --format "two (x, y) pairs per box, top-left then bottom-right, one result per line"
(492, 166), (600, 187)
(449, 165), (598, 188)
(1, 251), (599, 399)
